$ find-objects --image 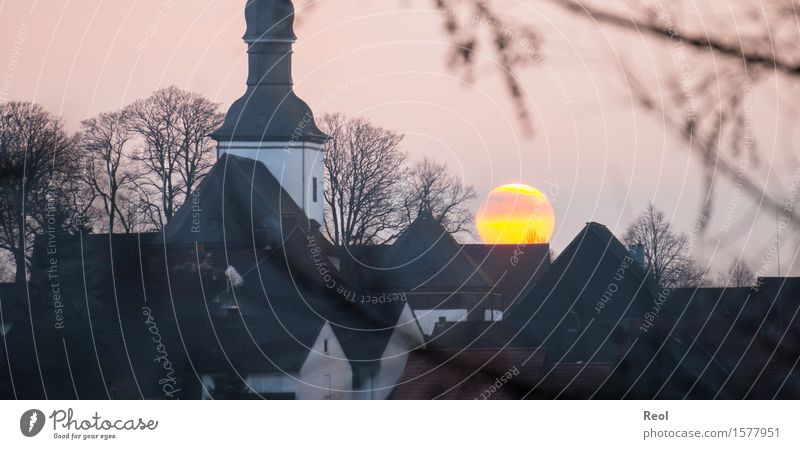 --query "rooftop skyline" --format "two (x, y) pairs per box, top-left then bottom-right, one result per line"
(0, 0), (795, 276)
